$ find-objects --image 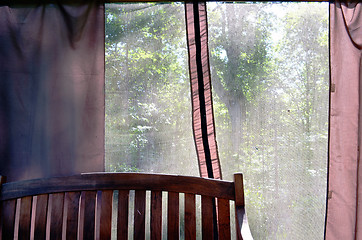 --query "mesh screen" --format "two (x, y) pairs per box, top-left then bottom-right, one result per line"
(207, 2), (329, 239)
(105, 3), (198, 176)
(105, 2), (329, 239)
